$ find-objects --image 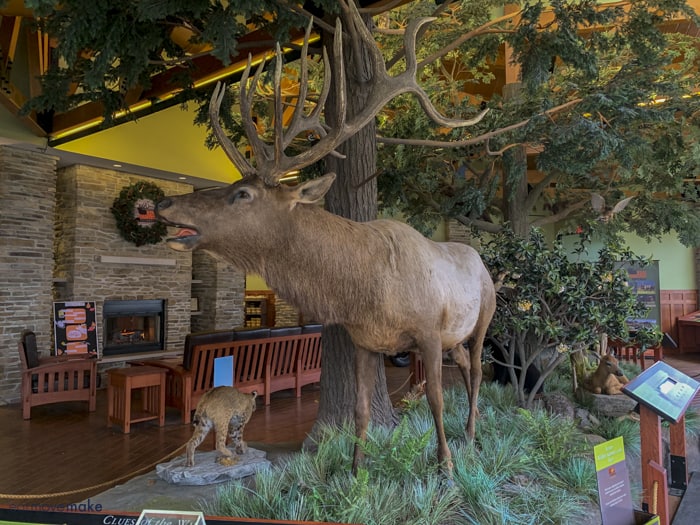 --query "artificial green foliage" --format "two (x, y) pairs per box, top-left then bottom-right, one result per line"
(480, 228), (650, 407)
(21, 0), (338, 126)
(377, 0), (700, 246)
(110, 181), (167, 246)
(594, 417), (642, 457)
(211, 385), (601, 524)
(23, 0), (699, 244)
(353, 417), (437, 481)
